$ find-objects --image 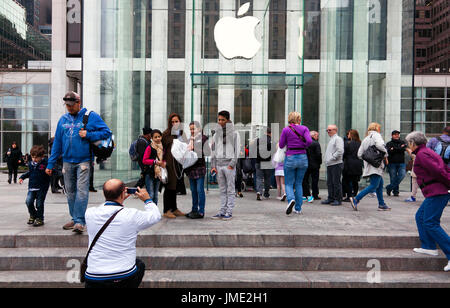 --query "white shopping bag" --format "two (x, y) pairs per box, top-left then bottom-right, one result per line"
(273, 146), (286, 164)
(171, 139), (198, 169)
